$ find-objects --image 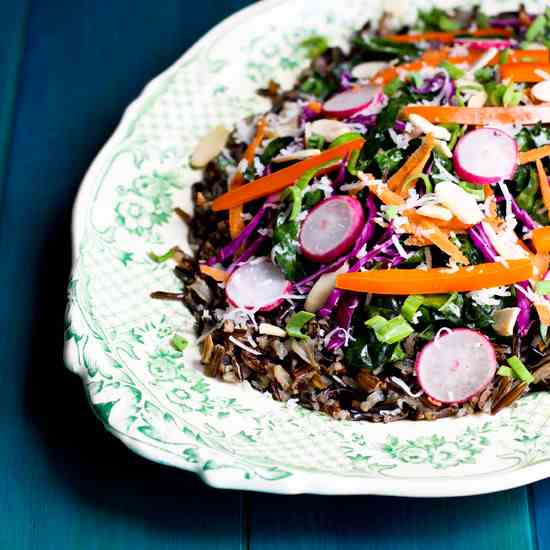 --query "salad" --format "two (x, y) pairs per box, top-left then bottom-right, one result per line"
(153, 5), (550, 422)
